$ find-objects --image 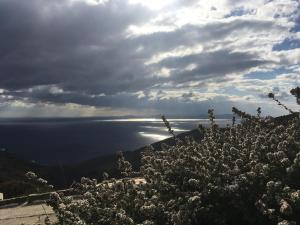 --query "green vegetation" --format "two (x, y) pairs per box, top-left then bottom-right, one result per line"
(43, 88), (300, 225)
